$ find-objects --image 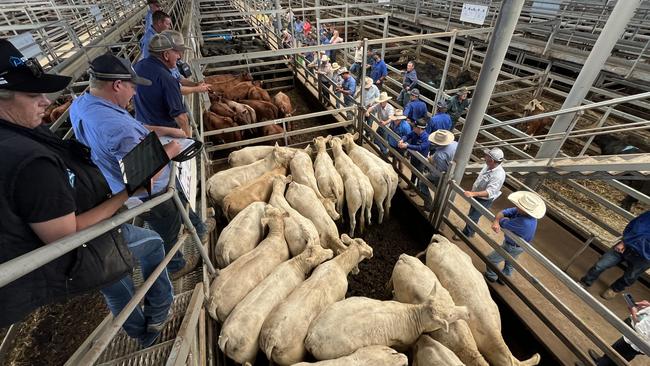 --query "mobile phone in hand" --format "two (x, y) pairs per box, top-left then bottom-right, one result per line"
(623, 293), (636, 310)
